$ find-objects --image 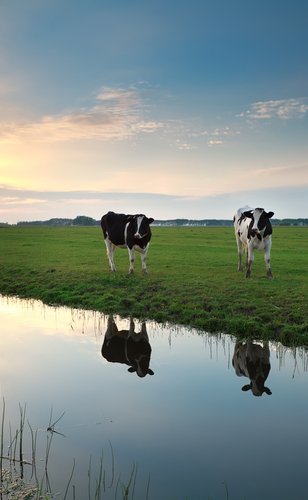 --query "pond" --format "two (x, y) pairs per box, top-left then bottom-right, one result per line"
(0, 294), (308, 499)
